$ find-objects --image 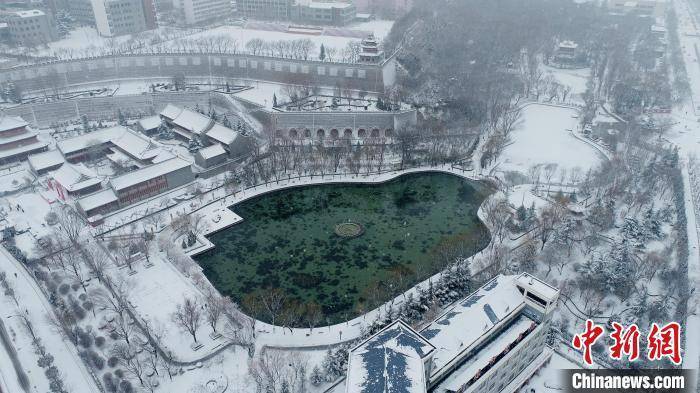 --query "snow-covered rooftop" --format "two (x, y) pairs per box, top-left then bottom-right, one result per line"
(205, 123), (238, 145)
(57, 127), (120, 155)
(436, 314), (536, 392)
(160, 104), (183, 121)
(110, 157), (191, 191)
(52, 163), (101, 192)
(77, 188), (117, 212)
(171, 108), (214, 135)
(0, 140), (48, 160)
(111, 127), (173, 162)
(308, 1), (354, 9)
(57, 126), (173, 163)
(0, 116), (28, 133)
(197, 144), (227, 160)
(420, 274), (538, 376)
(138, 115), (162, 131)
(346, 320), (434, 393)
(27, 150), (65, 172)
